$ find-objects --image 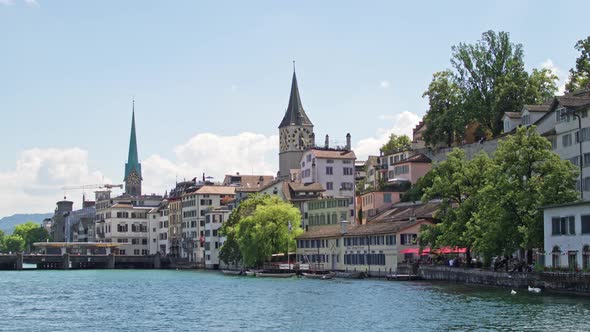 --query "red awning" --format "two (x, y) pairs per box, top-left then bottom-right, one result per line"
(400, 248), (431, 255)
